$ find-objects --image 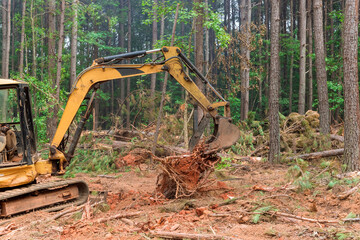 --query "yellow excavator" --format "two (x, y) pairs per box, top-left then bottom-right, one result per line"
(0, 46), (239, 216)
